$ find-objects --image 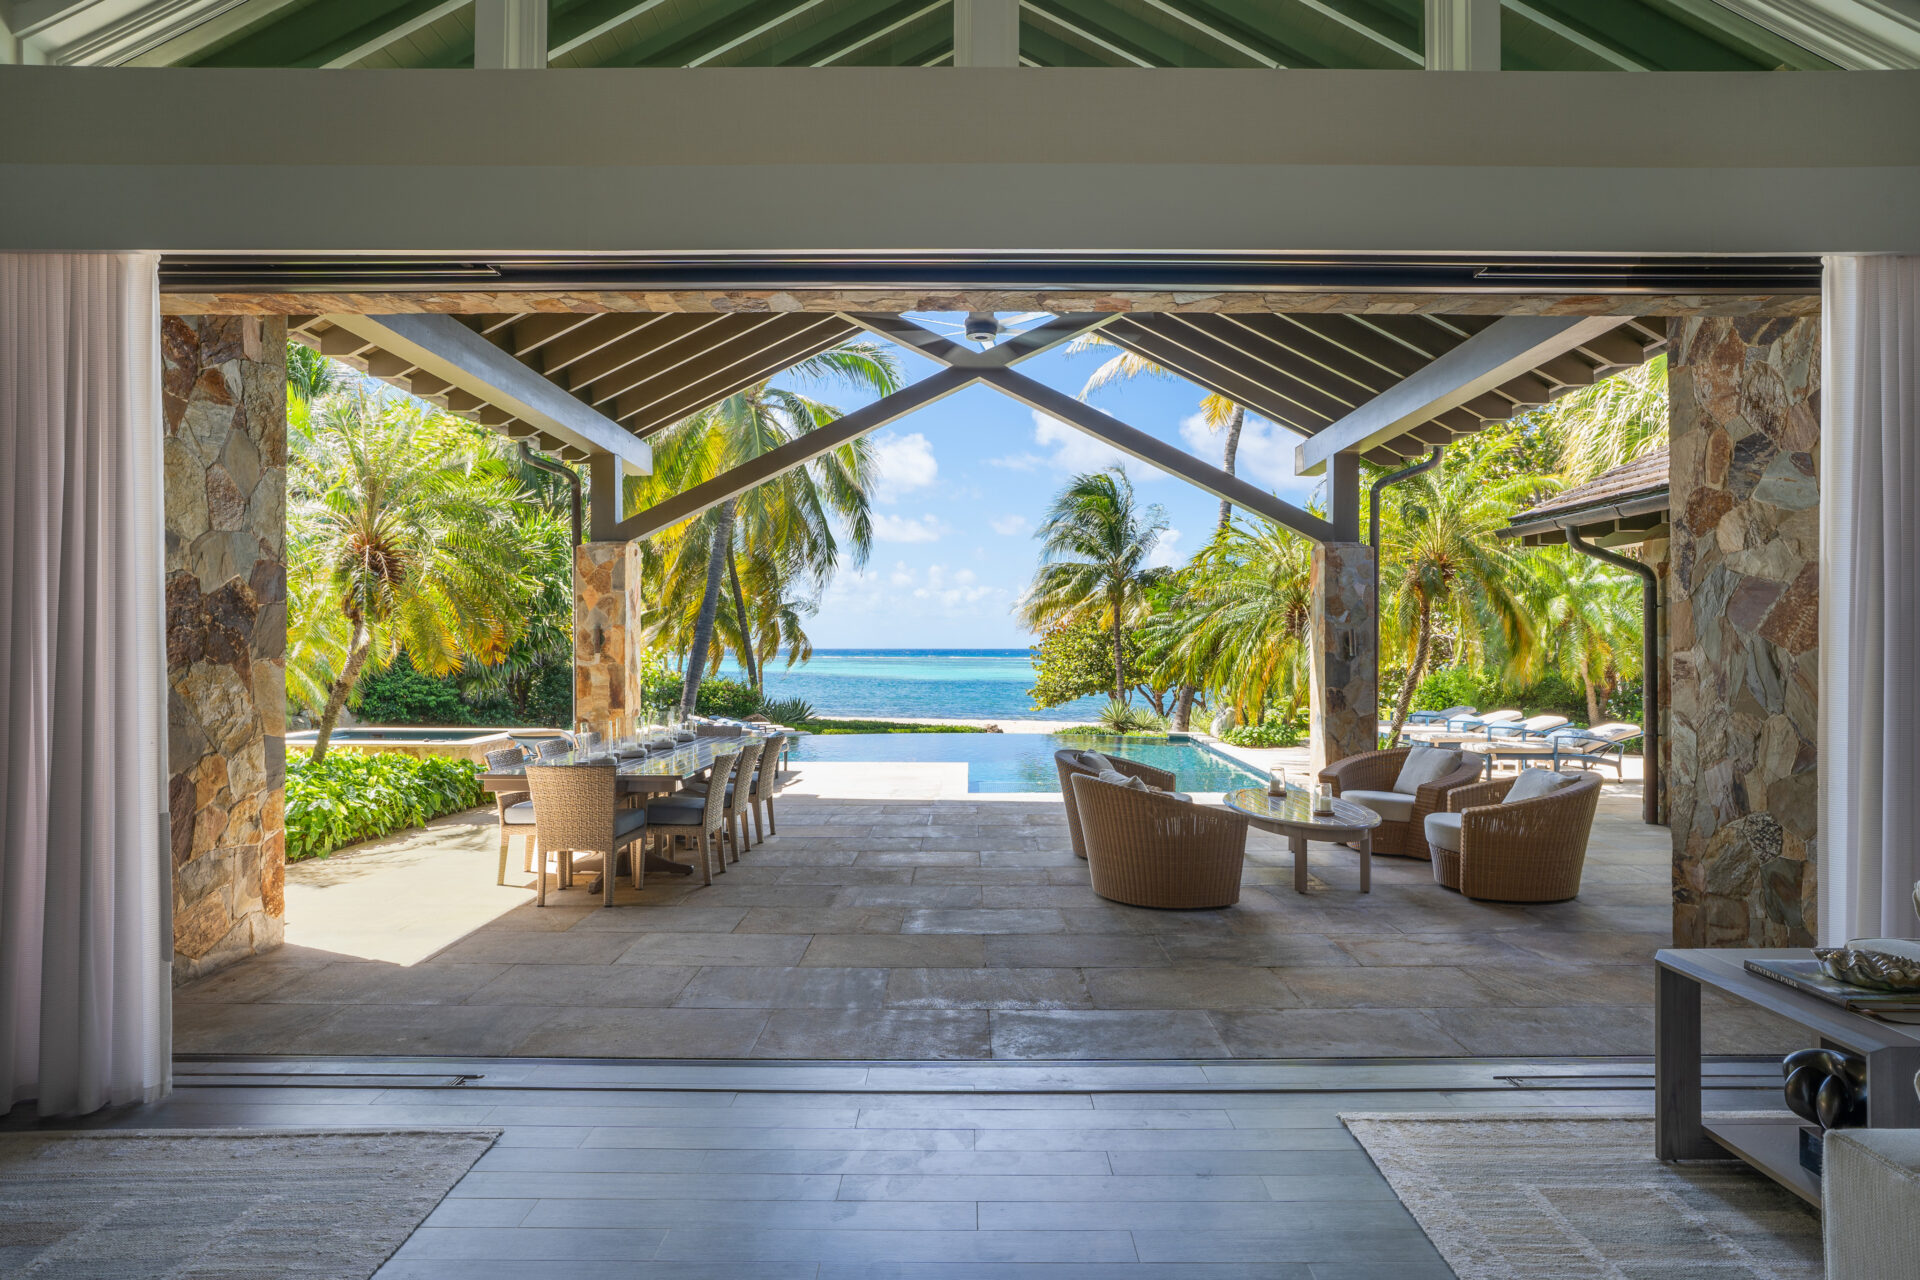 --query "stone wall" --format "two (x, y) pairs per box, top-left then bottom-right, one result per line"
(163, 315), (288, 982)
(573, 540), (645, 730)
(1308, 542), (1378, 772)
(1669, 316), (1819, 948)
